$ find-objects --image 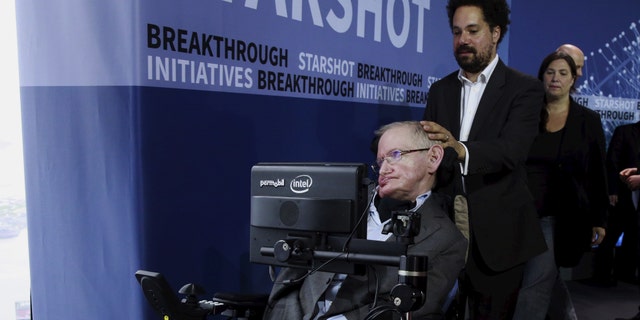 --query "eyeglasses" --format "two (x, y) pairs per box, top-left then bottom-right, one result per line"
(373, 147), (430, 172)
